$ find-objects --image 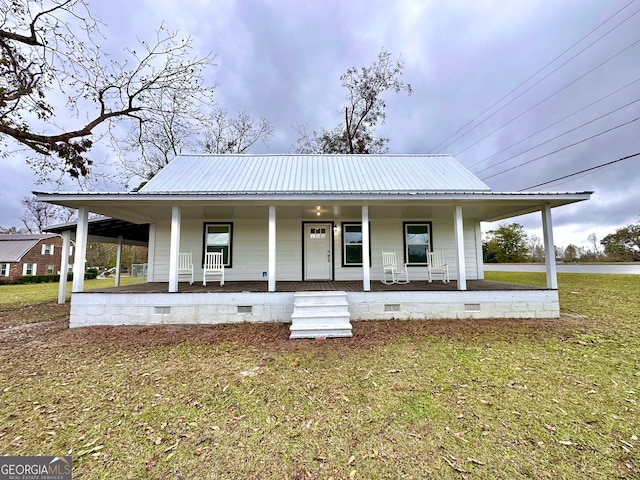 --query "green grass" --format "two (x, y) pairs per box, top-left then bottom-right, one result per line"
(1, 273), (639, 479)
(0, 277), (138, 307)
